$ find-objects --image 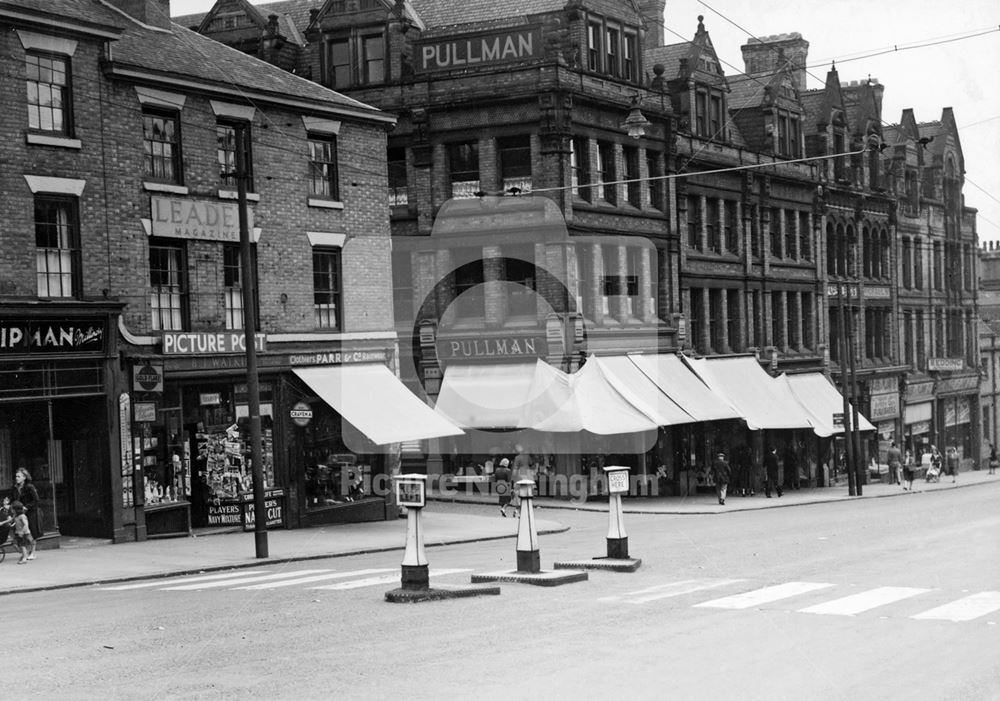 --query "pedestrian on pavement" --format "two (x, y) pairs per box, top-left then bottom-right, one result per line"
(11, 500), (35, 564)
(989, 443), (998, 475)
(902, 449), (915, 490)
(886, 442), (902, 485)
(711, 452), (731, 506)
(946, 446), (960, 483)
(783, 443), (800, 491)
(764, 446), (782, 498)
(494, 458), (512, 517)
(12, 467), (41, 542)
